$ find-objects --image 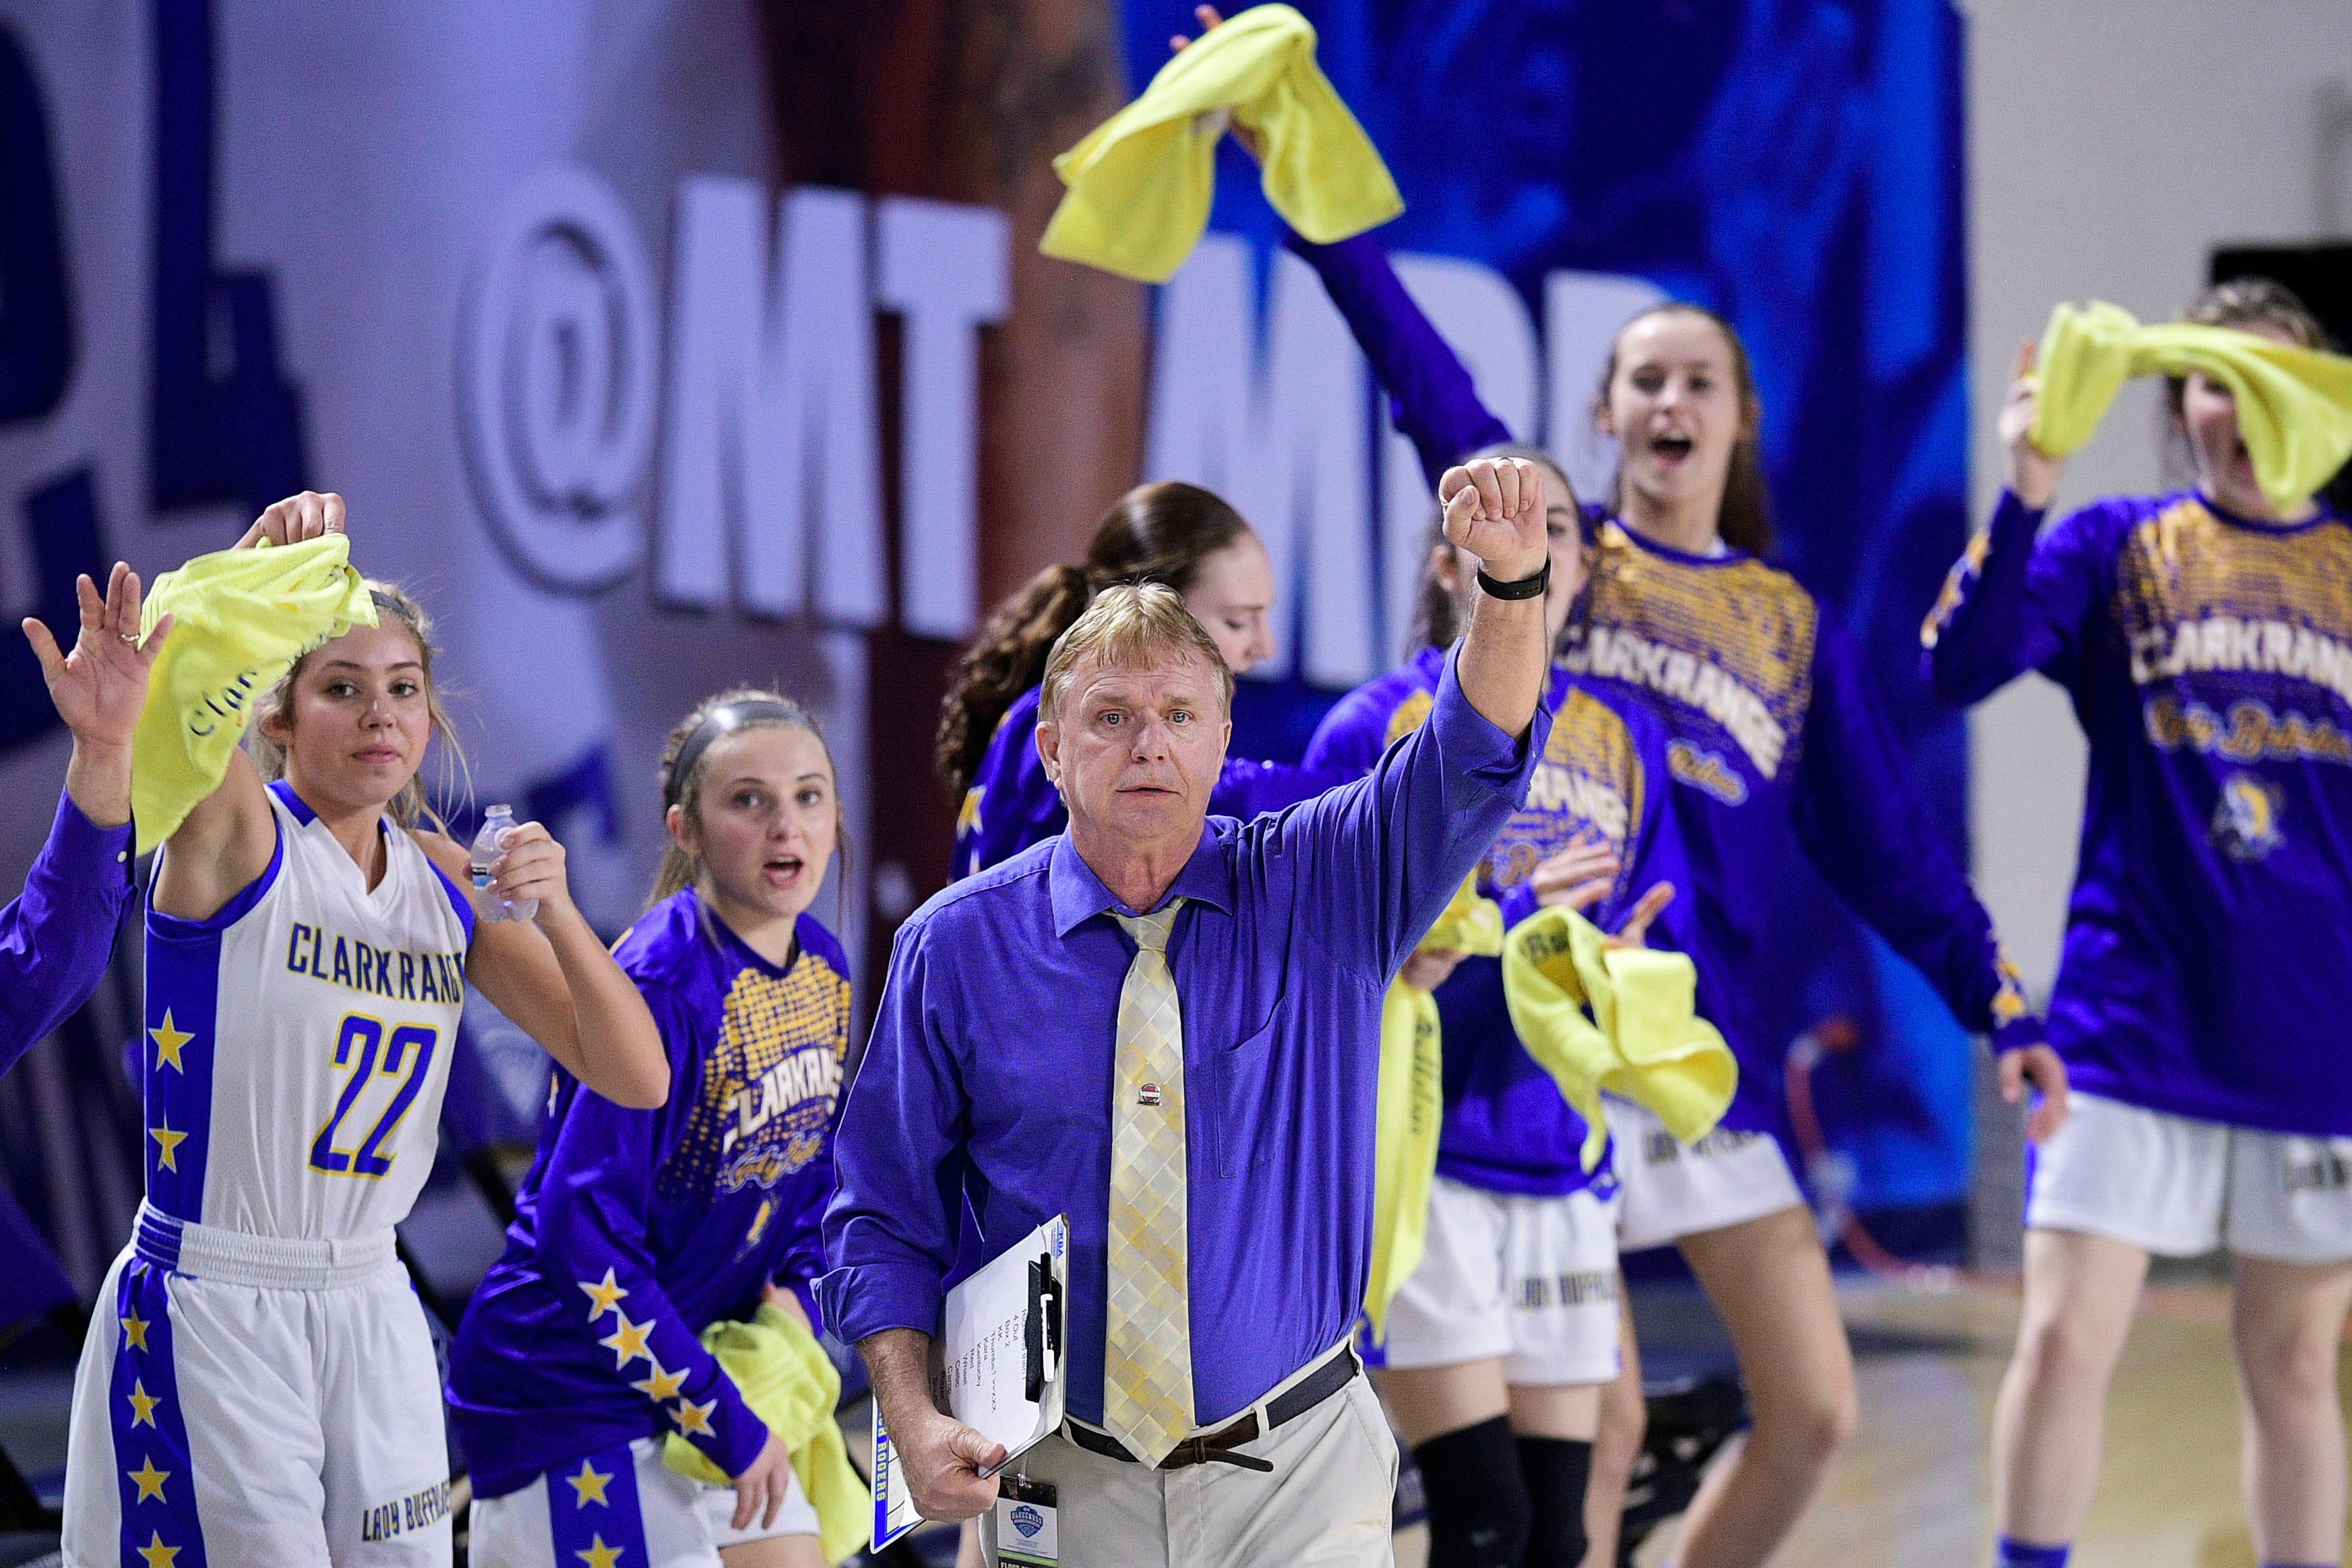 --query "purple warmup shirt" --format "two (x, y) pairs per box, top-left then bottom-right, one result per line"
(1, 790), (135, 1073)
(447, 892), (853, 1495)
(1925, 489), (2352, 1135)
(1291, 228), (2038, 1152)
(1306, 645), (1688, 1197)
(952, 683), (1351, 879)
(822, 648), (1545, 1426)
